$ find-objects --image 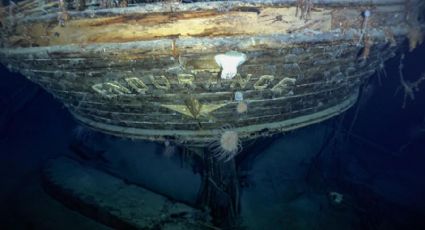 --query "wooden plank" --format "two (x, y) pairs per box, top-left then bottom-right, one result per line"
(43, 156), (207, 230)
